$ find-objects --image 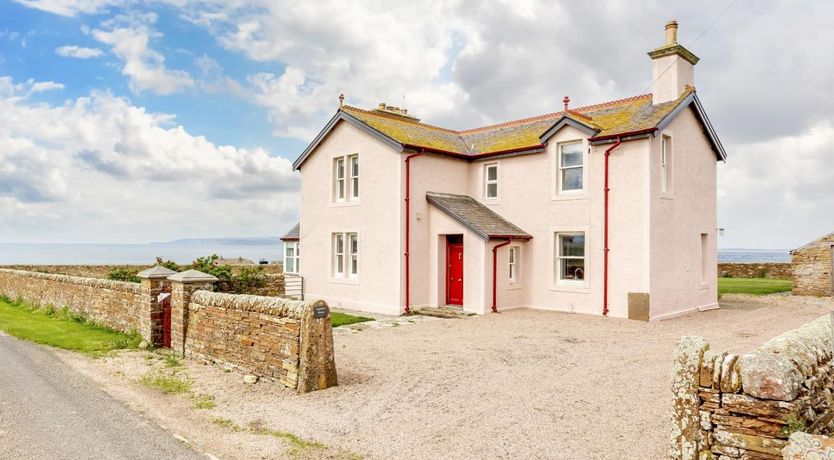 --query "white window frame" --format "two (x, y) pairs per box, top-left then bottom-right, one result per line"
(700, 233), (708, 287)
(349, 154), (360, 200)
(661, 134), (673, 195)
(333, 233), (345, 277)
(558, 141), (584, 194)
(484, 163), (498, 199)
(283, 241), (300, 274)
(334, 157), (346, 202)
(332, 232), (358, 279)
(349, 232), (359, 278)
(555, 232), (586, 285)
(508, 246), (518, 283)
